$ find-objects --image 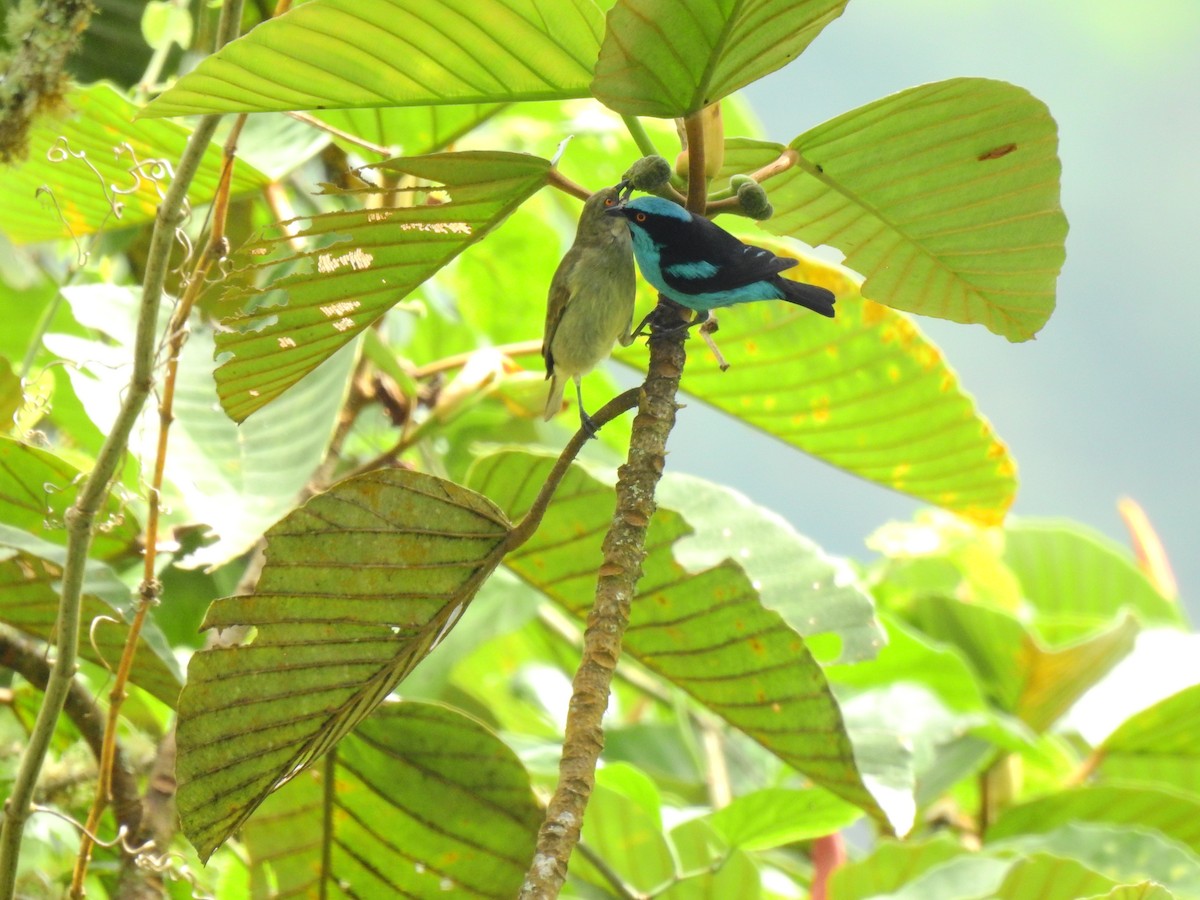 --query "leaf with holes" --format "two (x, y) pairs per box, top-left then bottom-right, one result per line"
(615, 247), (1017, 525)
(765, 77), (1066, 341)
(592, 0), (848, 117)
(143, 0), (604, 118)
(211, 150), (550, 422)
(175, 469), (512, 861)
(0, 83), (267, 244)
(469, 450), (909, 833)
(242, 701), (540, 897)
